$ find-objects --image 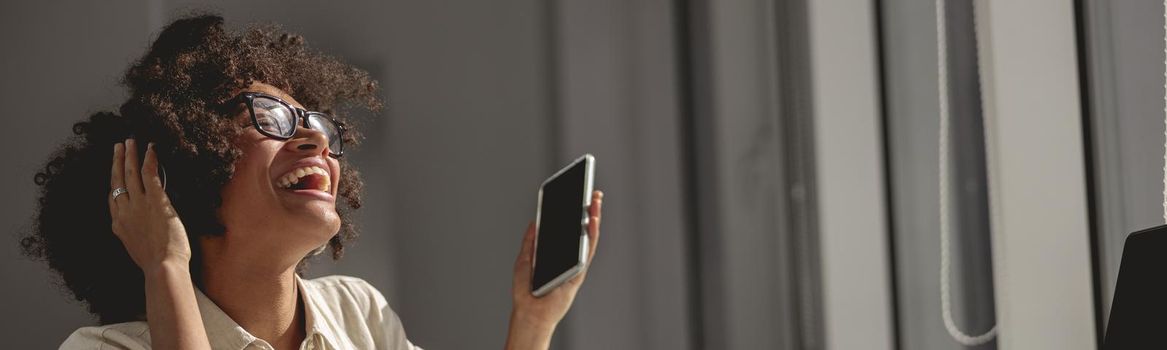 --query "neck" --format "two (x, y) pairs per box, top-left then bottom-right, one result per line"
(200, 238), (307, 350)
